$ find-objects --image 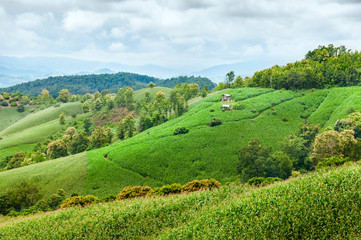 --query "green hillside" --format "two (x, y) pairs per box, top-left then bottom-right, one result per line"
(1, 87), (361, 198)
(0, 73), (215, 97)
(1, 163), (361, 239)
(0, 106), (33, 132)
